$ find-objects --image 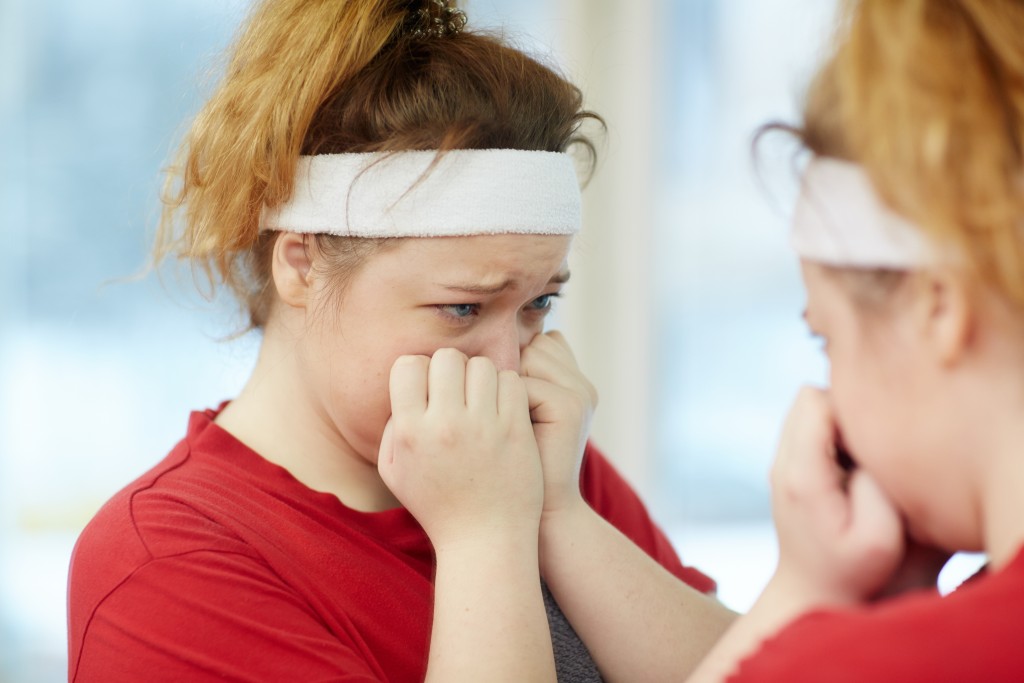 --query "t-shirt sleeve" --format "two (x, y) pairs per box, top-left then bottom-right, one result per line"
(579, 441), (717, 594)
(726, 611), (882, 683)
(72, 549), (384, 683)
(725, 579), (1020, 683)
